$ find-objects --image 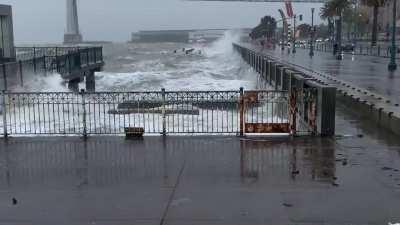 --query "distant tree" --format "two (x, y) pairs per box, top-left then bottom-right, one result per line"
(361, 0), (387, 46)
(315, 24), (330, 39)
(297, 23), (312, 39)
(320, 0), (352, 41)
(250, 16), (277, 40)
